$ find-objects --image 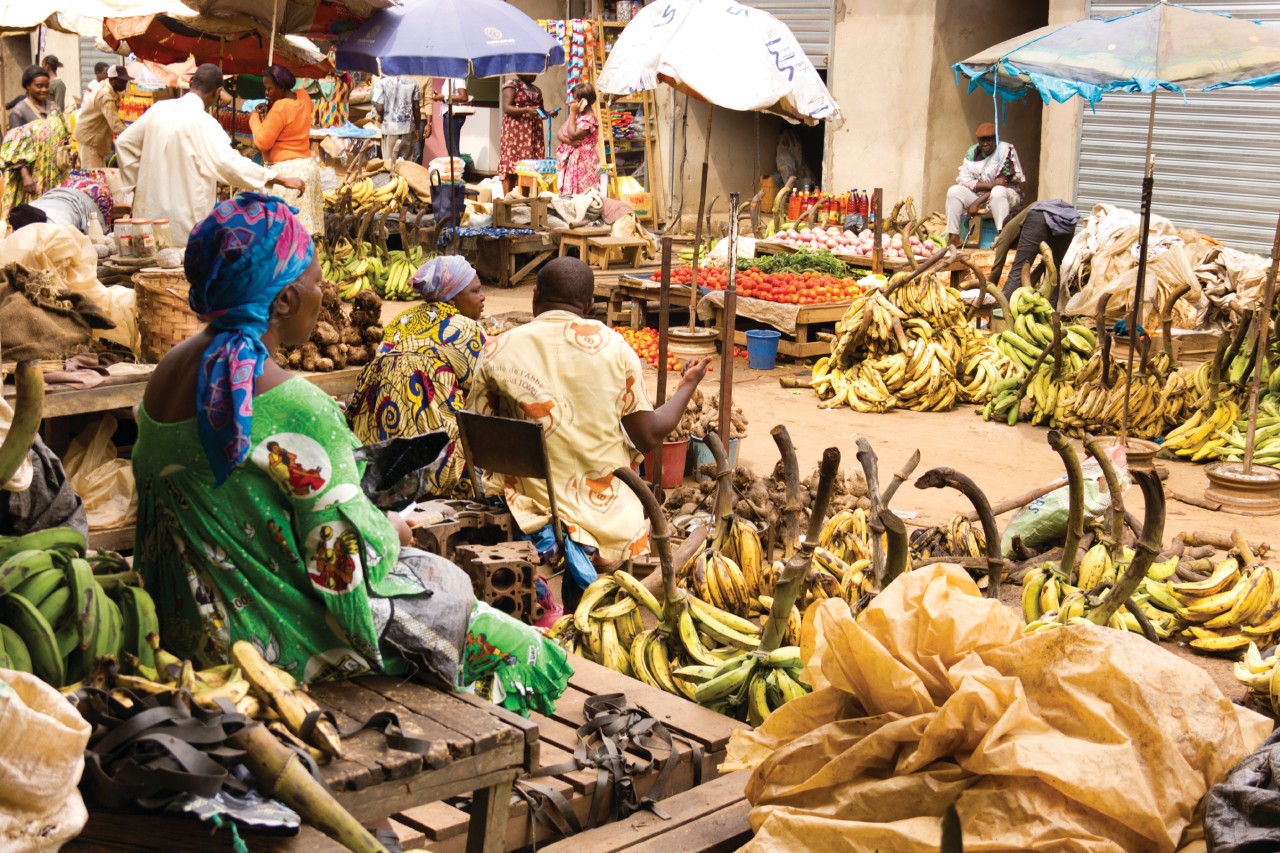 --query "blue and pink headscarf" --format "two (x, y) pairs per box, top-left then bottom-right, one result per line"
(185, 192), (314, 486)
(410, 255), (476, 302)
